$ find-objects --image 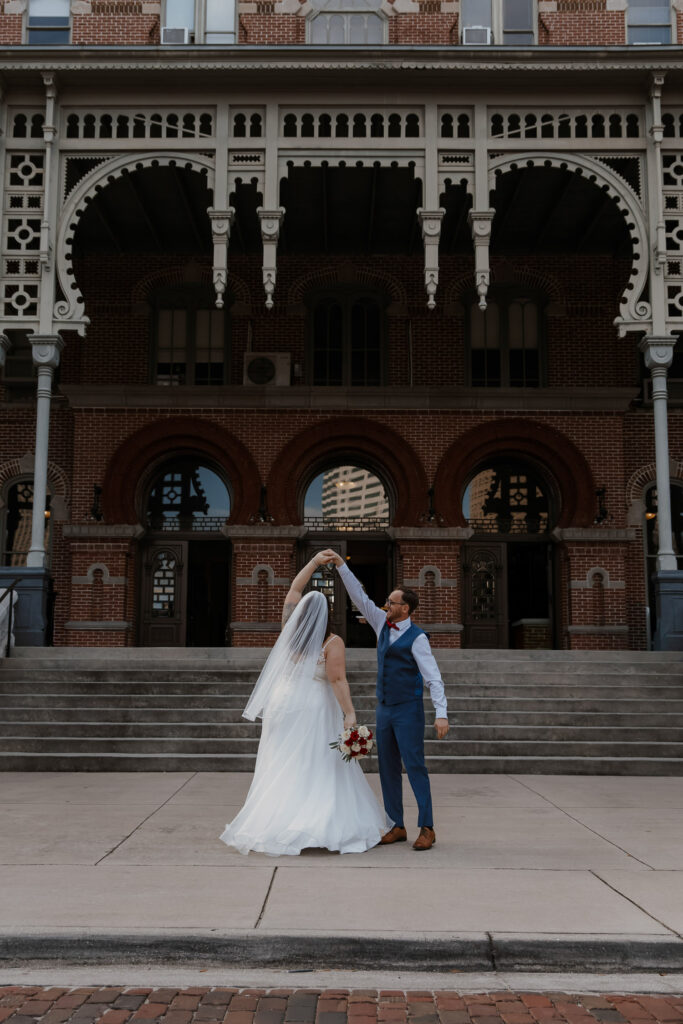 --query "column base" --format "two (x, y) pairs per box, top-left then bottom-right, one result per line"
(0, 568), (53, 647)
(653, 570), (683, 651)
